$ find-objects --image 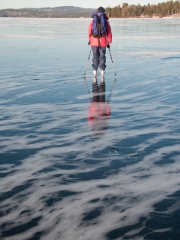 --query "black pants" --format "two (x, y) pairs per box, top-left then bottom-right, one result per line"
(91, 47), (106, 71)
